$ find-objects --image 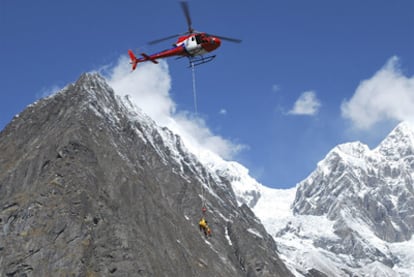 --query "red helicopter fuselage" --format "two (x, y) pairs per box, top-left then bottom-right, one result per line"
(128, 1), (240, 70)
(128, 33), (221, 70)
